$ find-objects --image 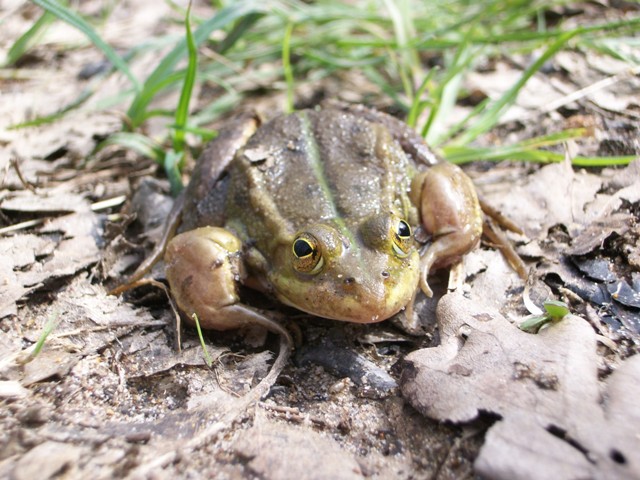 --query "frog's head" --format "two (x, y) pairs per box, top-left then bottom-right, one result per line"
(269, 215), (420, 323)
